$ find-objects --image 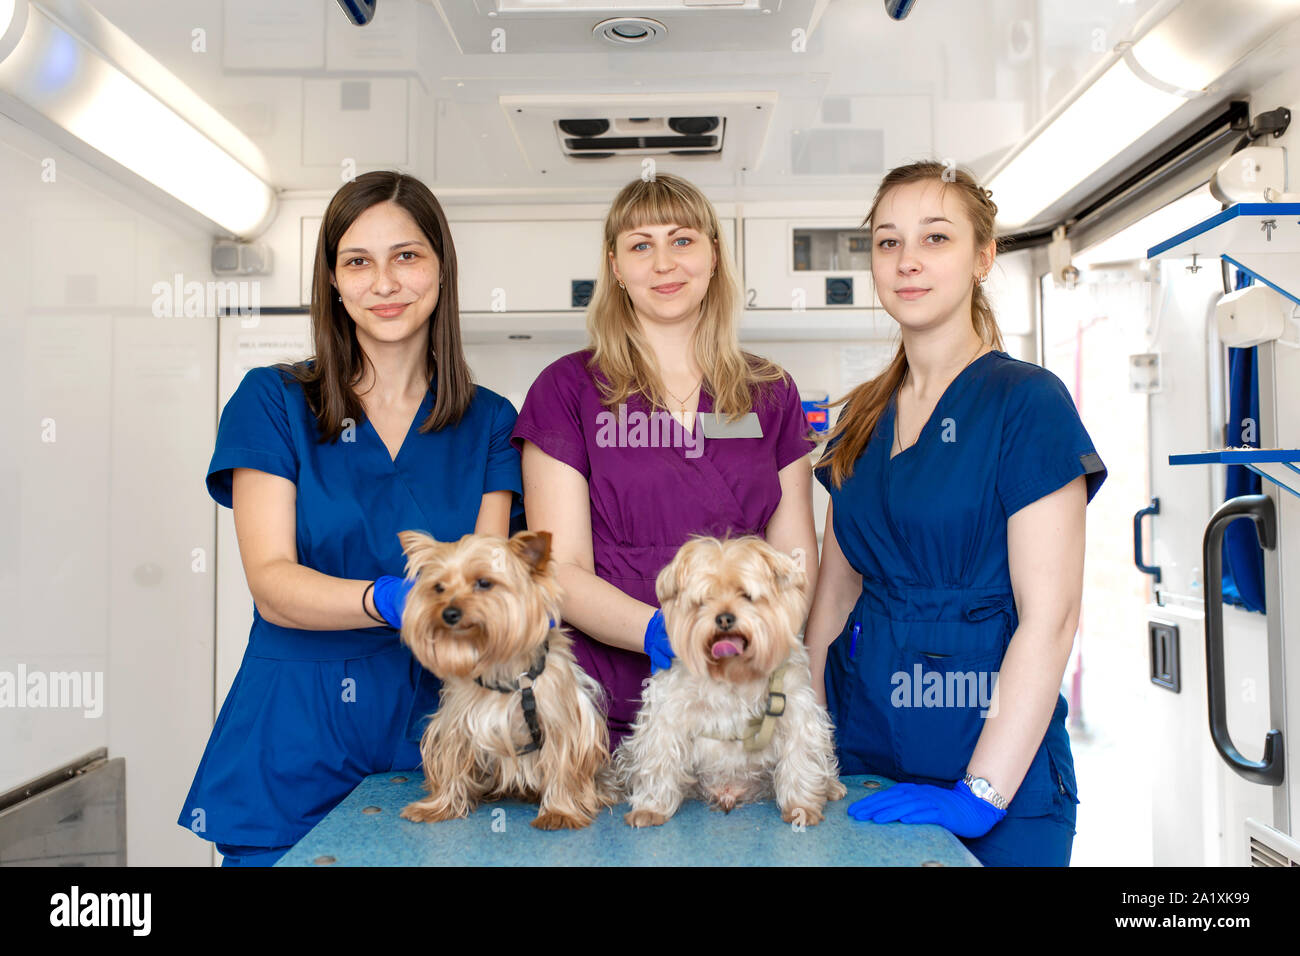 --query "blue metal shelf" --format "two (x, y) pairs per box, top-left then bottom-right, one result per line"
(1147, 202), (1300, 306)
(1170, 449), (1300, 499)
